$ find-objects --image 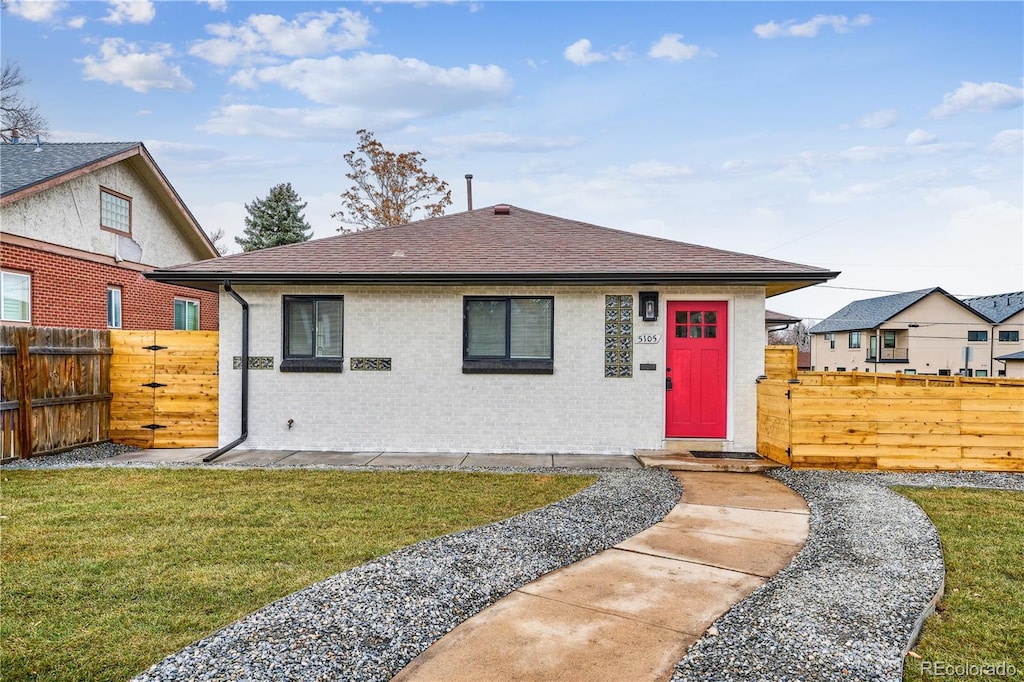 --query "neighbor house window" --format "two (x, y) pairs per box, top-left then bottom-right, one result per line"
(1, 270), (31, 322)
(967, 330), (988, 342)
(883, 331), (897, 348)
(100, 188), (132, 235)
(825, 333), (835, 350)
(107, 287), (122, 328)
(463, 297), (553, 373)
(848, 331), (861, 349)
(998, 330), (1019, 342)
(174, 298), (200, 330)
(281, 296), (343, 372)
(975, 369), (988, 377)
